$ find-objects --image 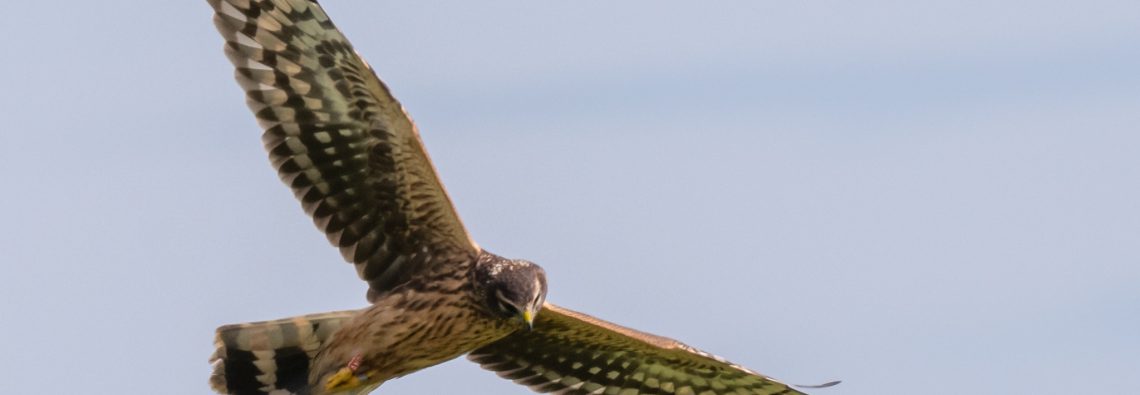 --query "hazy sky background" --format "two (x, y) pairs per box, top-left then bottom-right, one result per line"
(1, 1), (1138, 394)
